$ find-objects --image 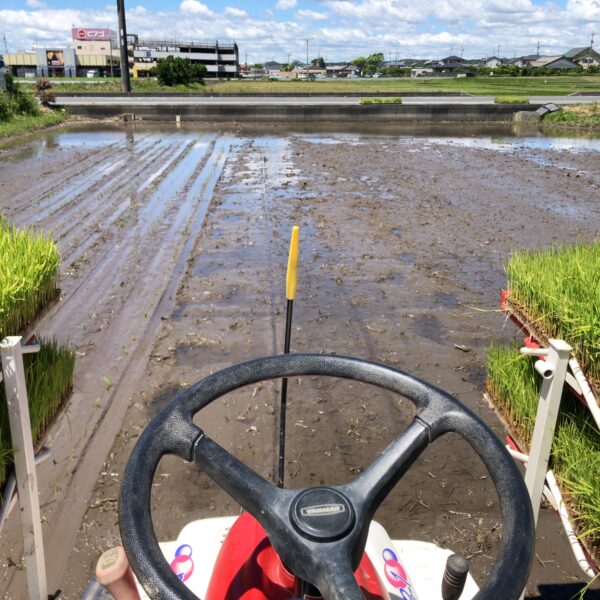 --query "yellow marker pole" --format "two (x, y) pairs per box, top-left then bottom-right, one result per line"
(278, 226), (299, 488)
